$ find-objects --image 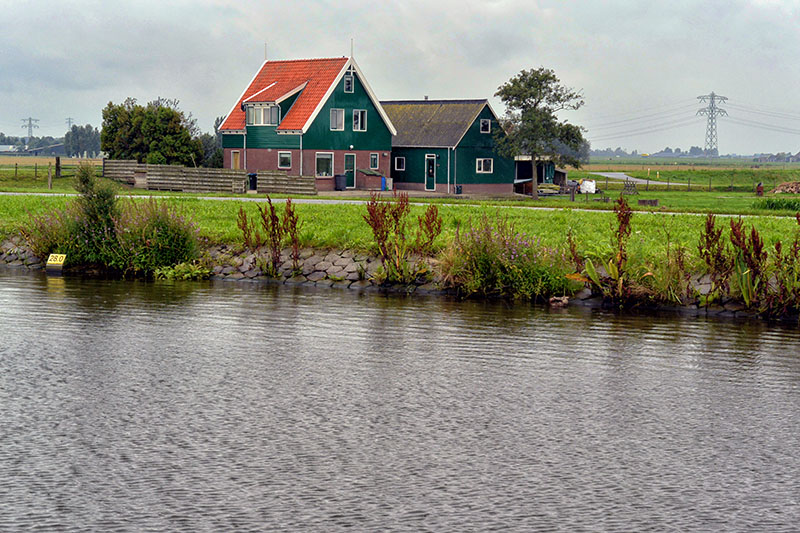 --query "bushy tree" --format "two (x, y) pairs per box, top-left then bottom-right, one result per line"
(65, 124), (101, 157)
(495, 67), (589, 199)
(101, 97), (202, 166)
